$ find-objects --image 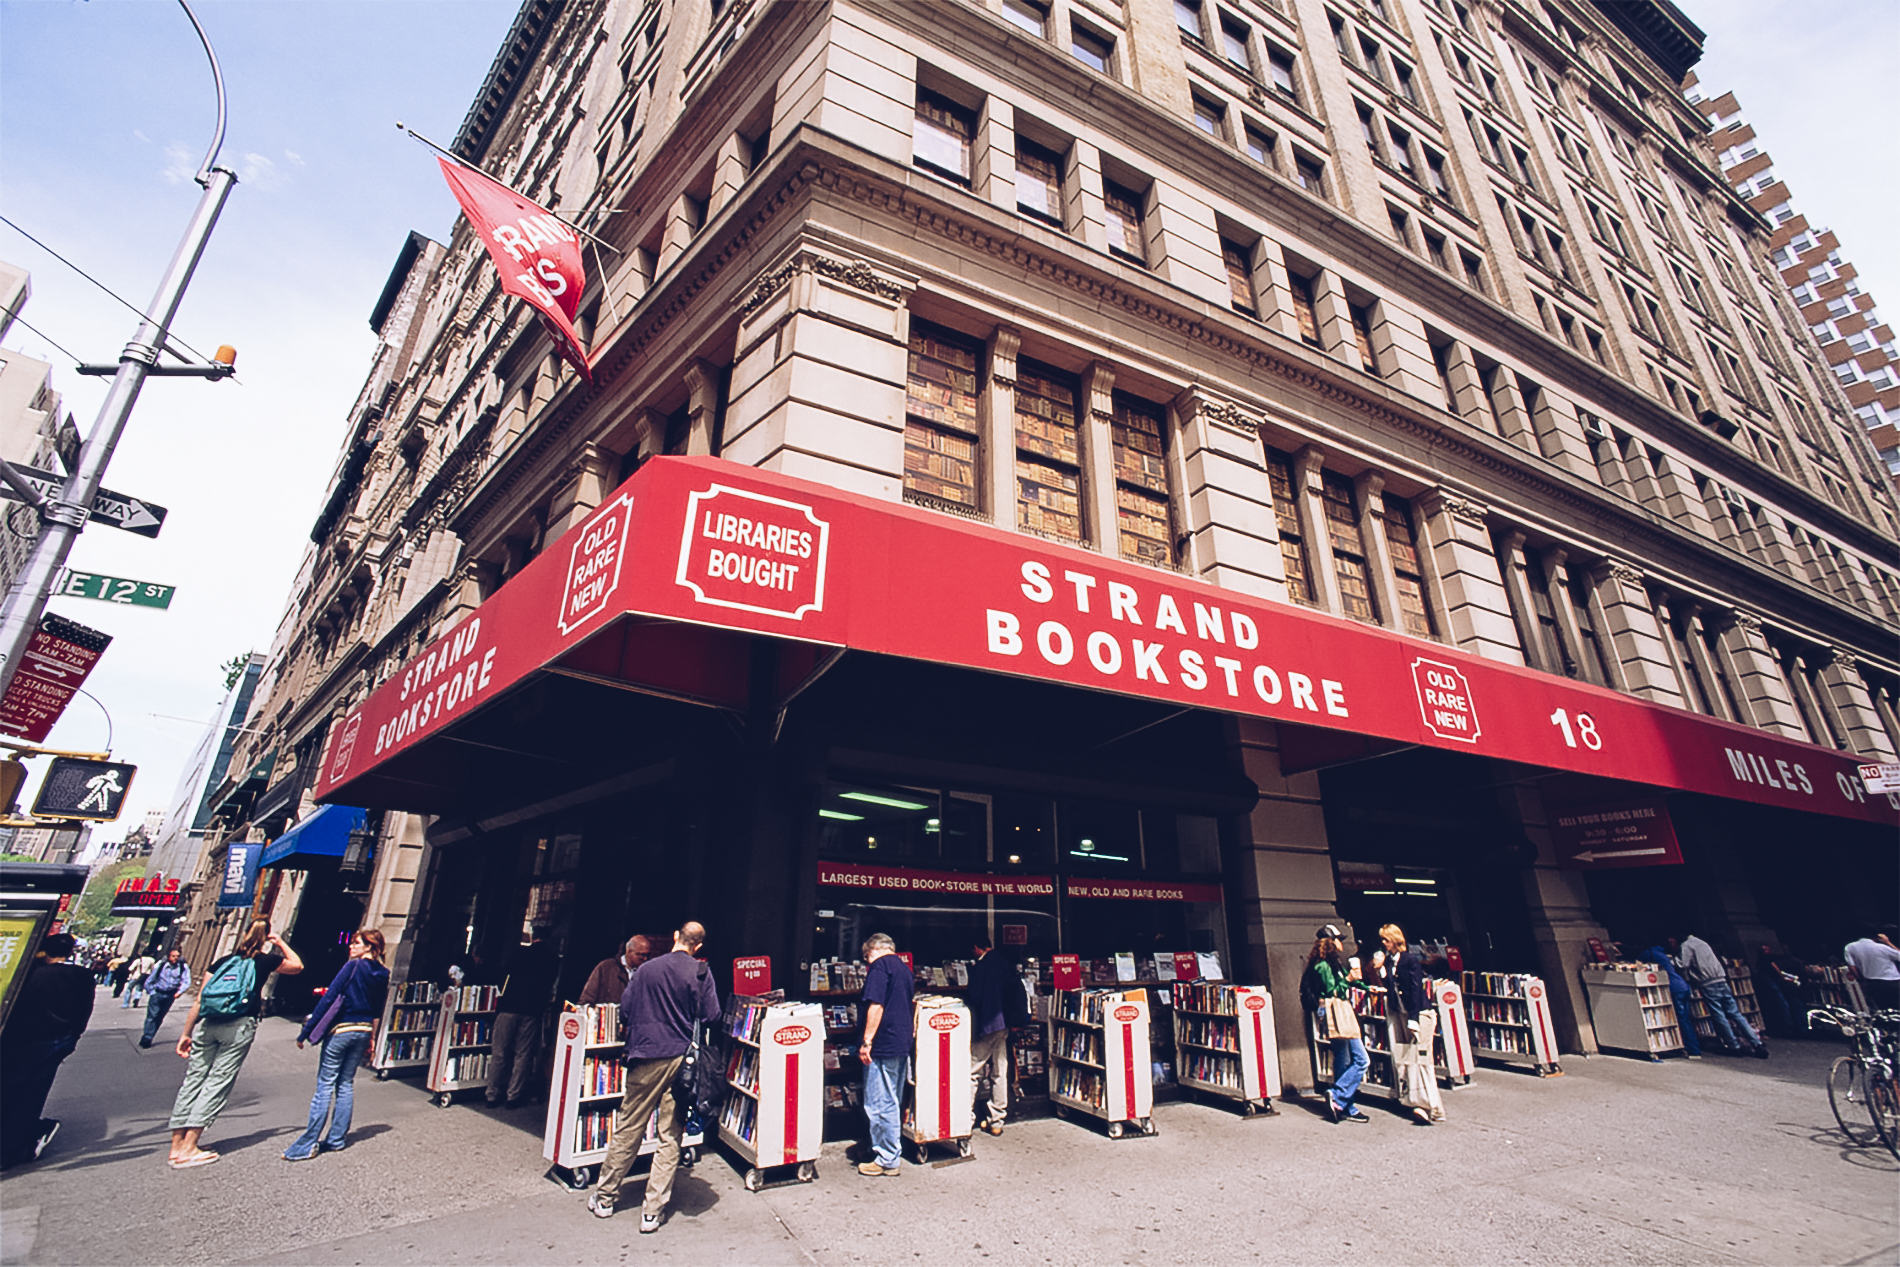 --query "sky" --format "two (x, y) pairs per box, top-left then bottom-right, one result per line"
(0, 0), (1894, 861)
